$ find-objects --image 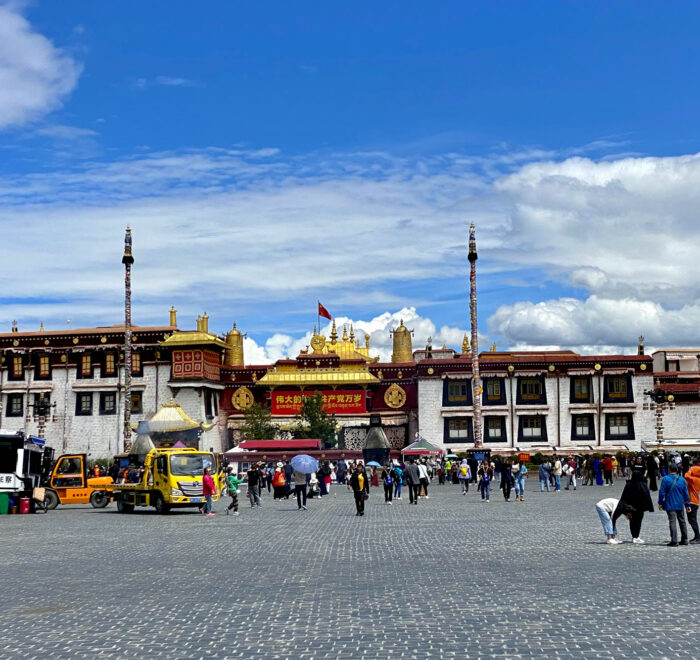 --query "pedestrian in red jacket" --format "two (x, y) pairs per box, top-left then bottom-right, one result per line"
(202, 466), (216, 516)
